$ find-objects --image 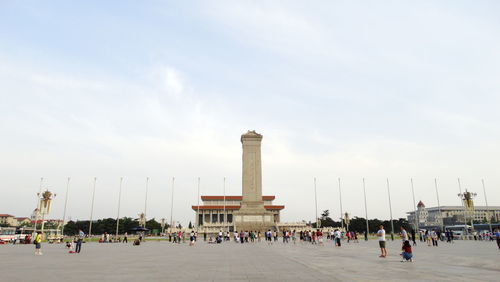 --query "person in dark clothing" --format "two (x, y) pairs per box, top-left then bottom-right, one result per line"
(411, 229), (417, 246)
